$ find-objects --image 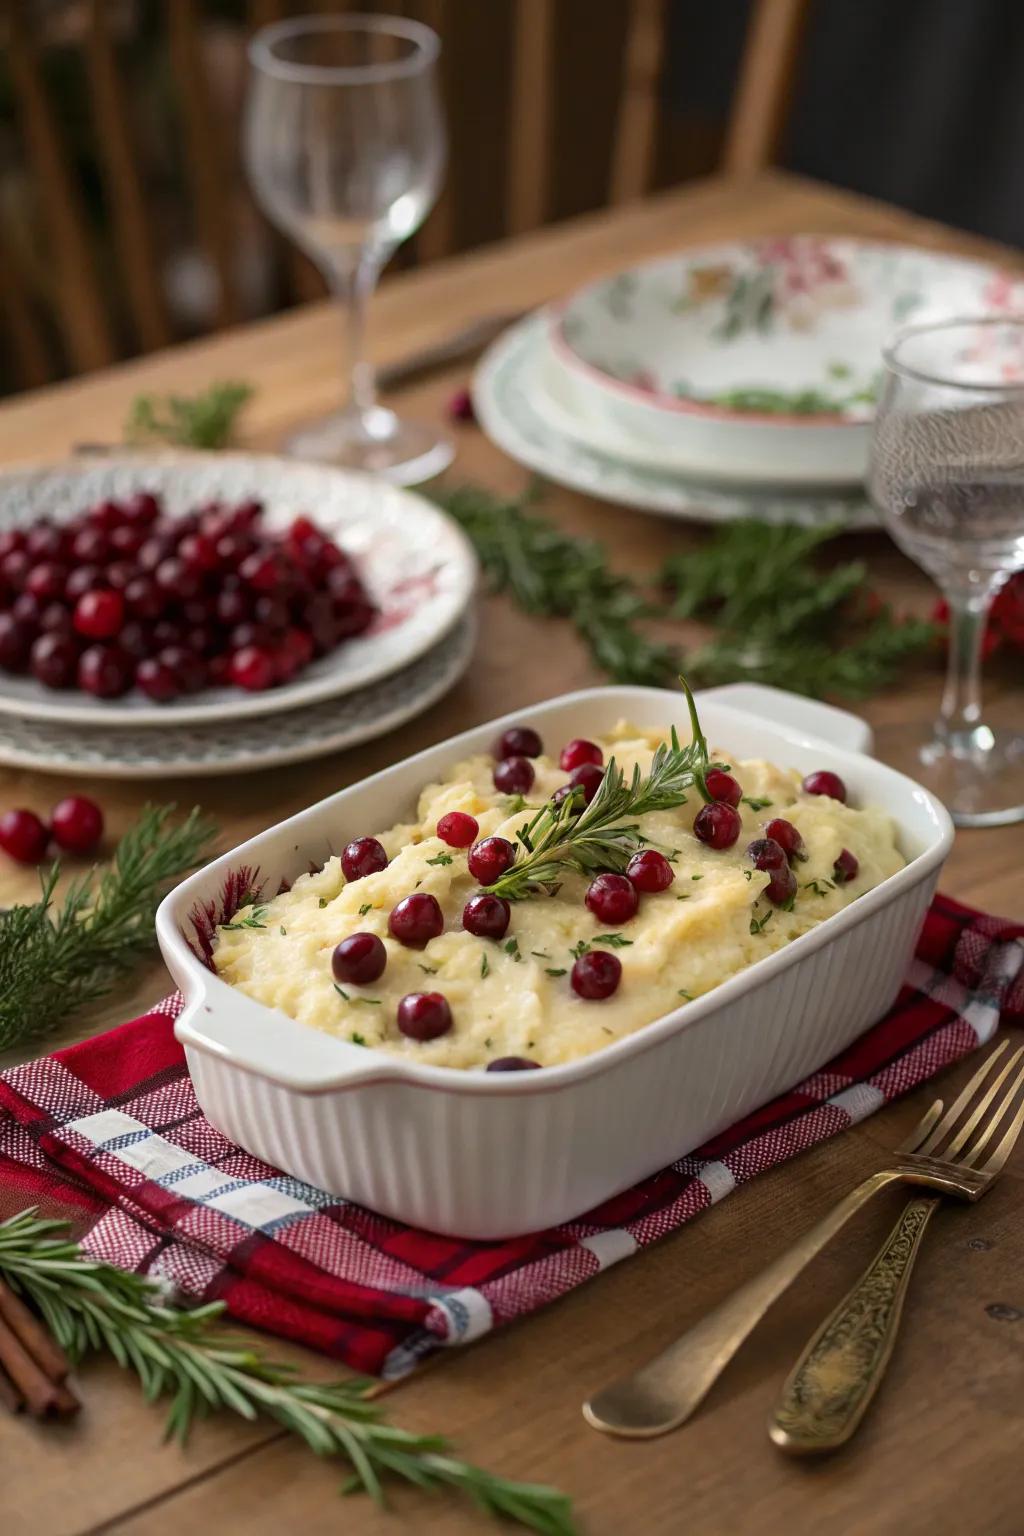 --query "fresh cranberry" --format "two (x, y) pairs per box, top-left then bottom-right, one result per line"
(467, 836), (515, 885)
(152, 618), (187, 650)
(551, 783), (580, 810)
(78, 644), (132, 698)
(155, 556), (201, 602)
(332, 932), (387, 986)
(448, 387), (475, 423)
(0, 529), (24, 560)
(585, 872), (639, 925)
(70, 525), (108, 564)
(25, 523), (64, 560)
(138, 535), (173, 571)
(239, 550), (281, 592)
(65, 565), (105, 602)
(493, 756), (535, 795)
(693, 801), (742, 850)
(208, 653), (231, 686)
(437, 811), (478, 847)
(493, 726), (543, 760)
(87, 499), (123, 533)
(159, 645), (207, 694)
(571, 949), (622, 1000)
(50, 795), (104, 855)
(462, 892), (511, 940)
(31, 633), (78, 689)
(326, 568), (362, 602)
(316, 541), (348, 573)
(0, 808), (50, 864)
(289, 515), (322, 552)
(559, 738), (603, 773)
(397, 991), (452, 1041)
(332, 594), (375, 639)
(39, 602), (72, 636)
(122, 491), (160, 527)
(802, 770), (847, 804)
(11, 591), (42, 628)
(215, 587), (251, 627)
(833, 848), (859, 884)
(109, 524), (145, 558)
(231, 498), (263, 530)
(0, 614), (32, 671)
(389, 892), (445, 948)
(179, 533), (220, 572)
(74, 589), (125, 640)
(705, 768), (742, 807)
(229, 645), (275, 692)
(276, 627), (315, 680)
(486, 1057), (540, 1071)
(118, 621), (151, 660)
(25, 562), (67, 600)
(765, 863), (797, 906)
(342, 837), (389, 881)
(229, 622), (273, 653)
(746, 837), (788, 872)
(124, 576), (164, 620)
(569, 761), (605, 804)
(764, 817), (807, 863)
(214, 533), (252, 570)
(0, 549), (30, 590)
(135, 658), (180, 702)
(254, 594), (289, 632)
(626, 849), (674, 892)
